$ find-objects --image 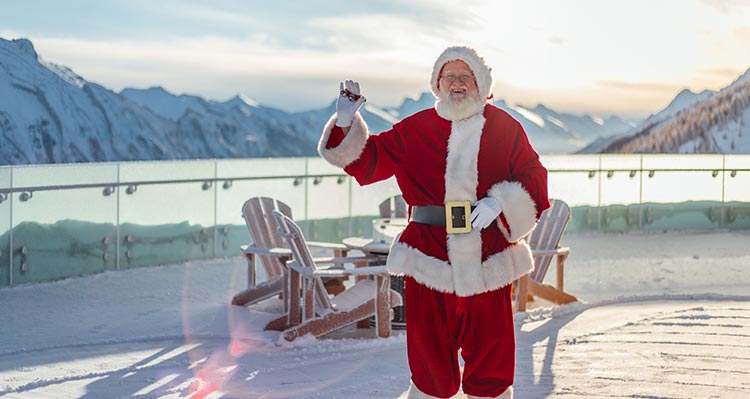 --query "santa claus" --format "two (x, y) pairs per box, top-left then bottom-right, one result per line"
(318, 46), (549, 399)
